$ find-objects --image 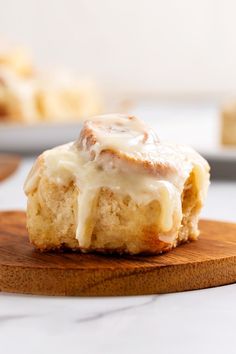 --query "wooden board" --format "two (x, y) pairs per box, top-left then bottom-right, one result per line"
(0, 154), (21, 182)
(0, 210), (236, 296)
